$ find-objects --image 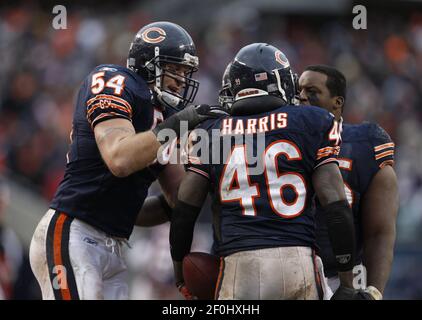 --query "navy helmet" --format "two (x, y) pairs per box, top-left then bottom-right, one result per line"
(227, 43), (297, 107)
(127, 21), (199, 110)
